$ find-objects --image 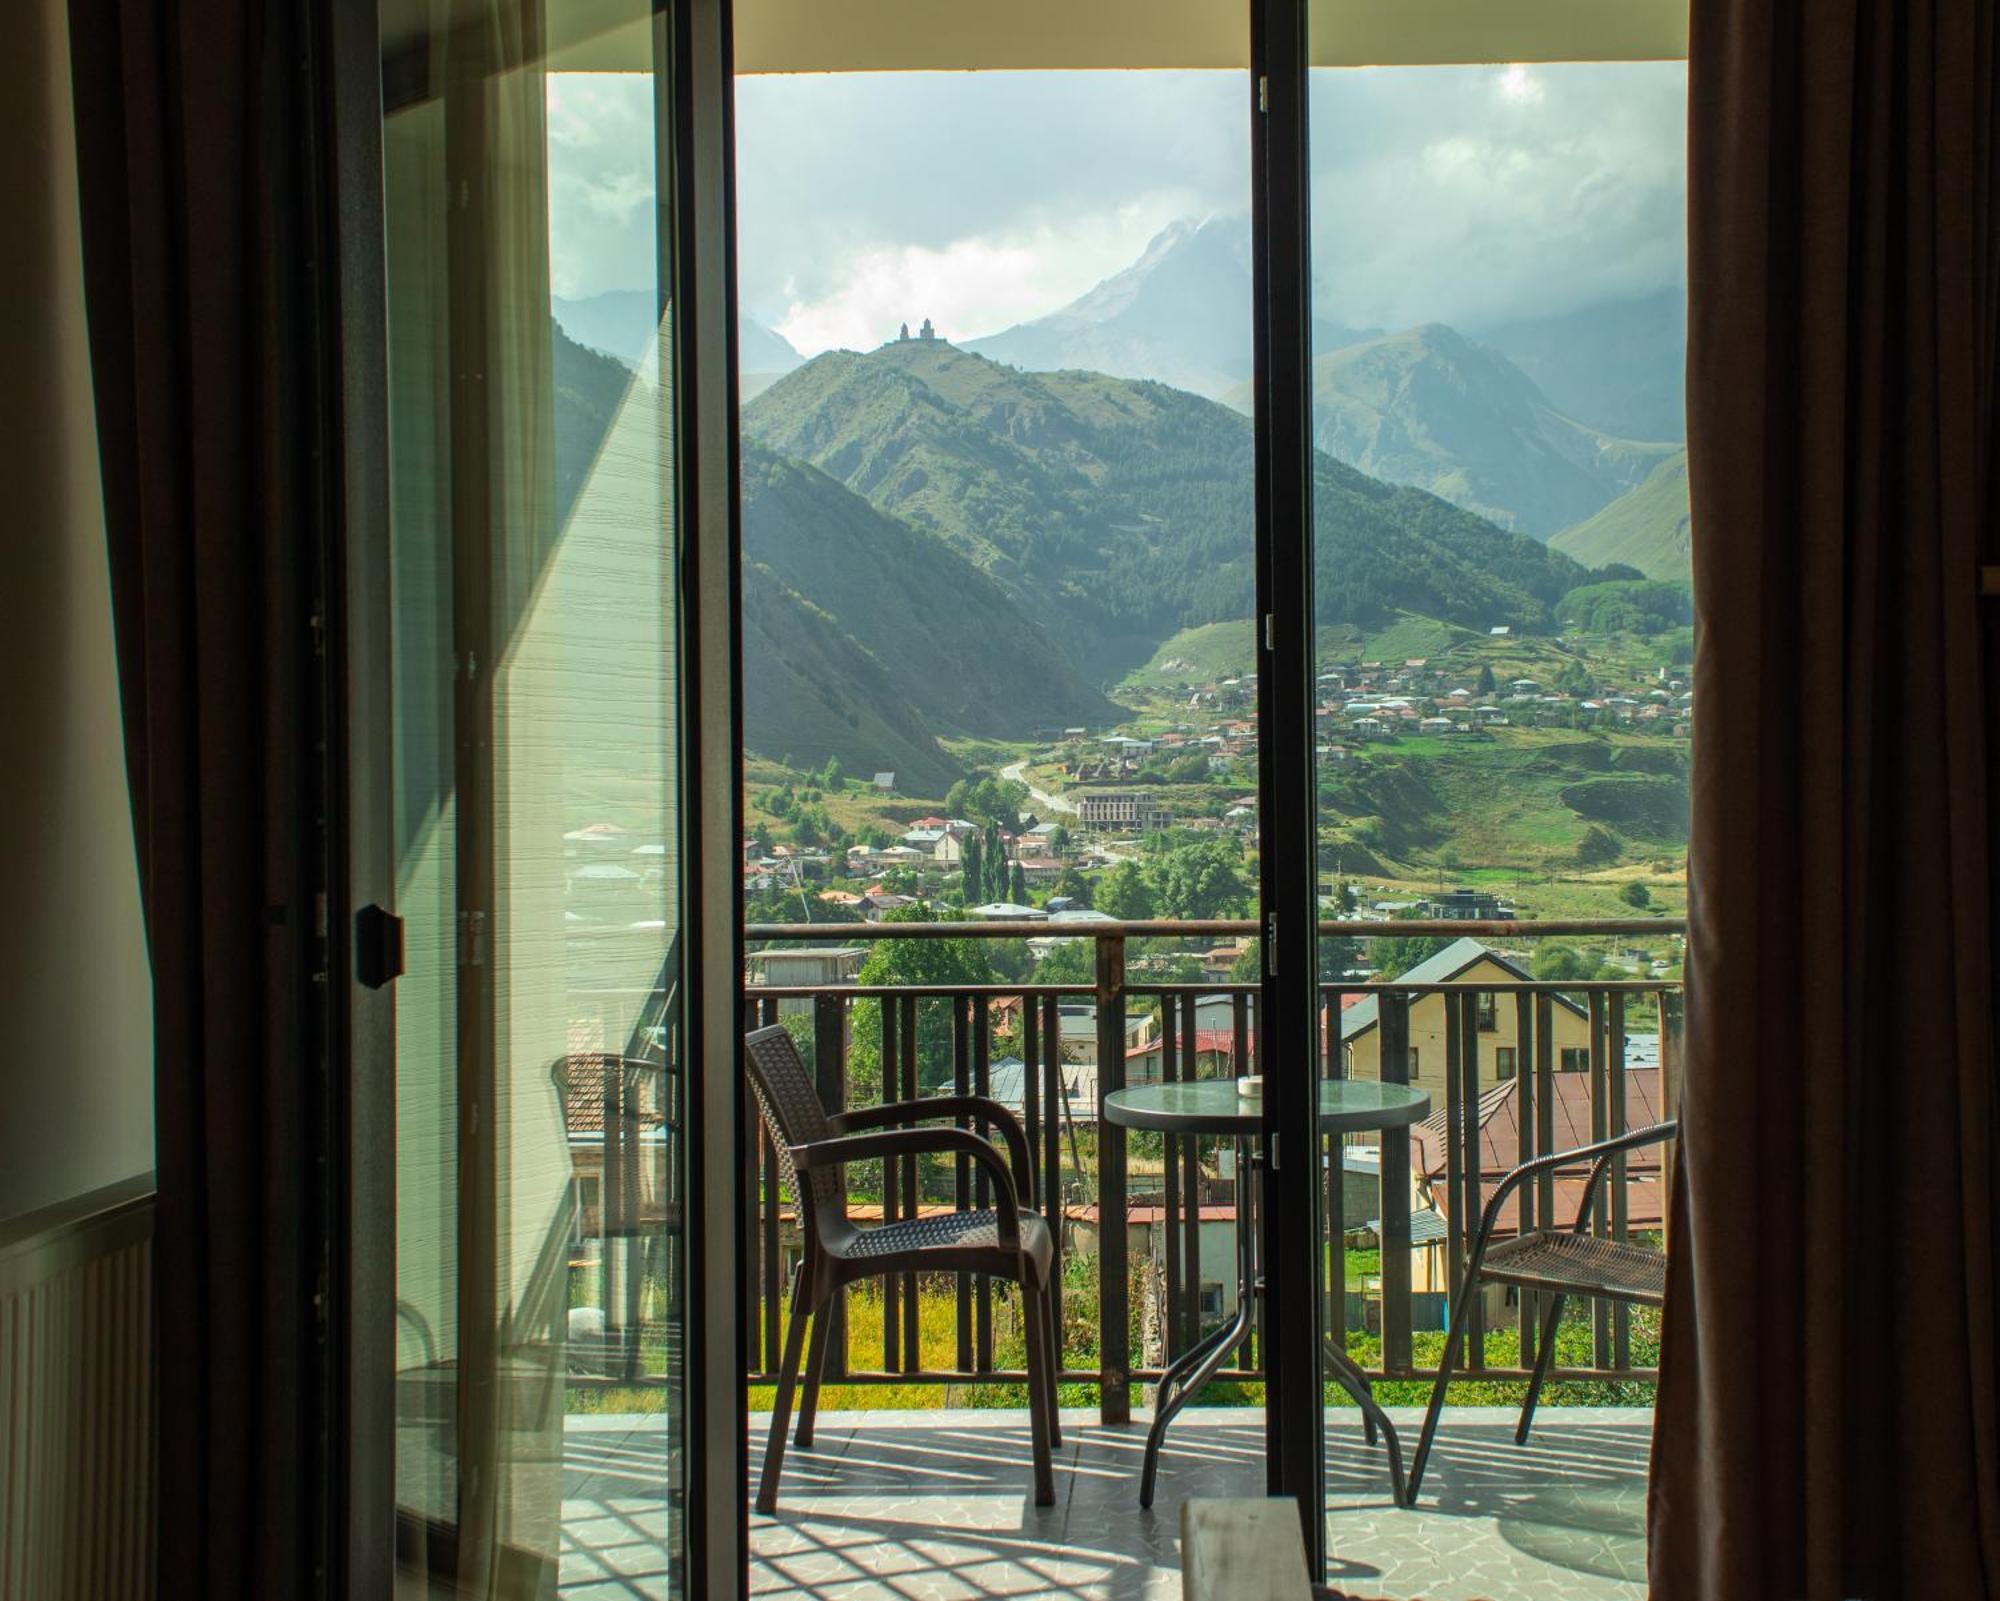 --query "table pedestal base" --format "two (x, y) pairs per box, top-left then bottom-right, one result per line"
(1137, 1135), (1406, 1508)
